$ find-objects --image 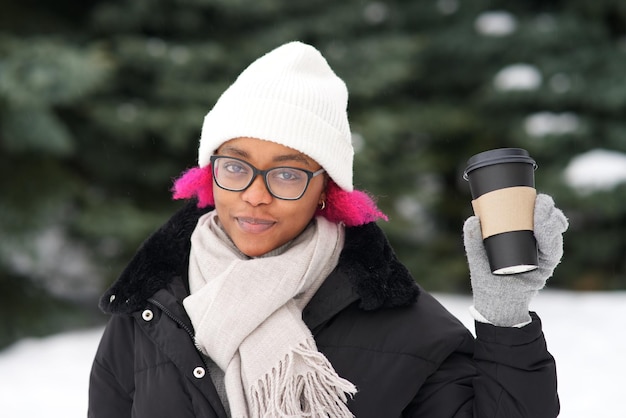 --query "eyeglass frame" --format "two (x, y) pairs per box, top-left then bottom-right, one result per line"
(209, 155), (326, 200)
